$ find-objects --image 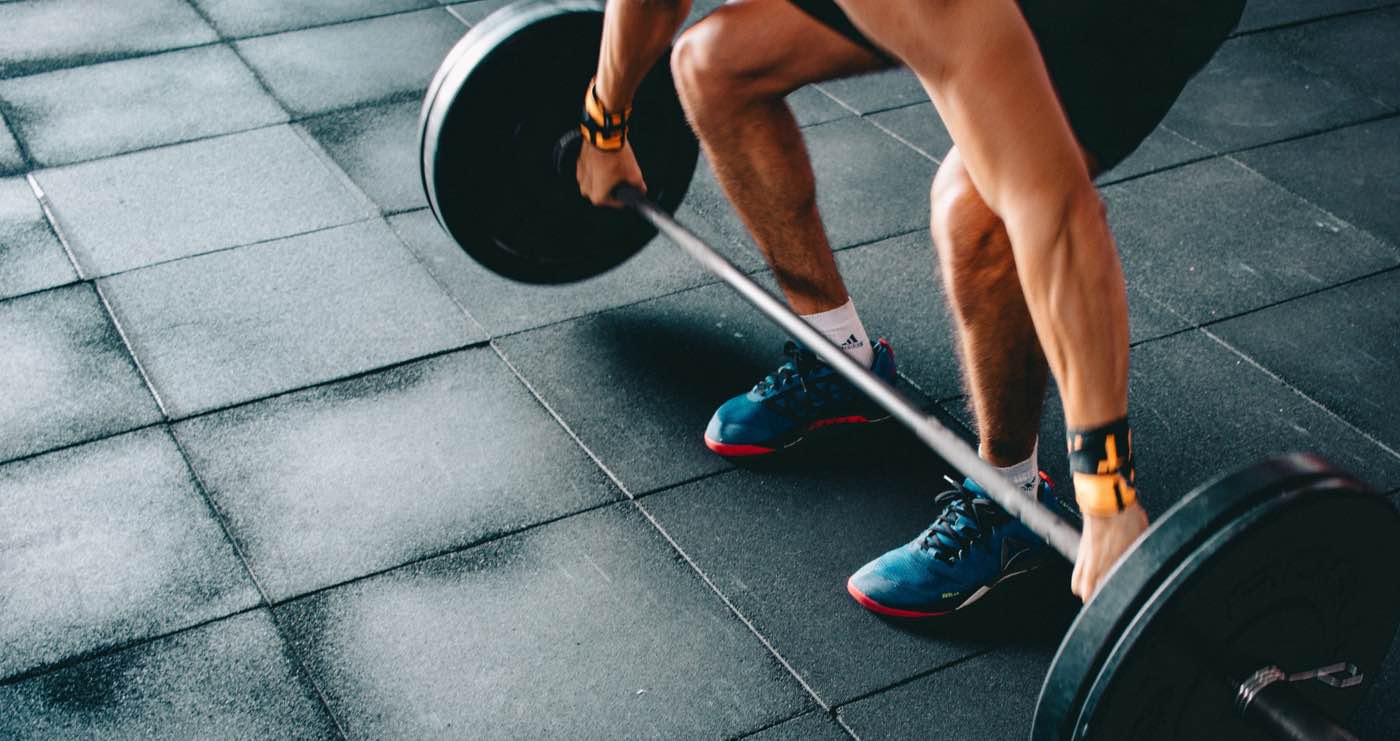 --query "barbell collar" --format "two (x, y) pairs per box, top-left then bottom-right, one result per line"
(617, 184), (1085, 562)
